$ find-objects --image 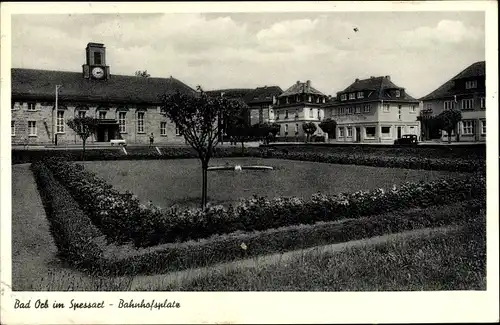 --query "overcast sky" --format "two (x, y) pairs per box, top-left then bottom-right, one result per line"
(11, 11), (485, 98)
